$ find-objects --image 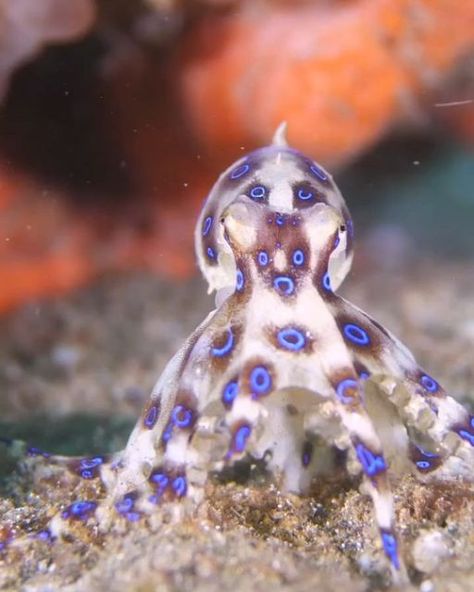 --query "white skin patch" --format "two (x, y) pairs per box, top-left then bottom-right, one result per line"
(6, 125), (473, 587)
